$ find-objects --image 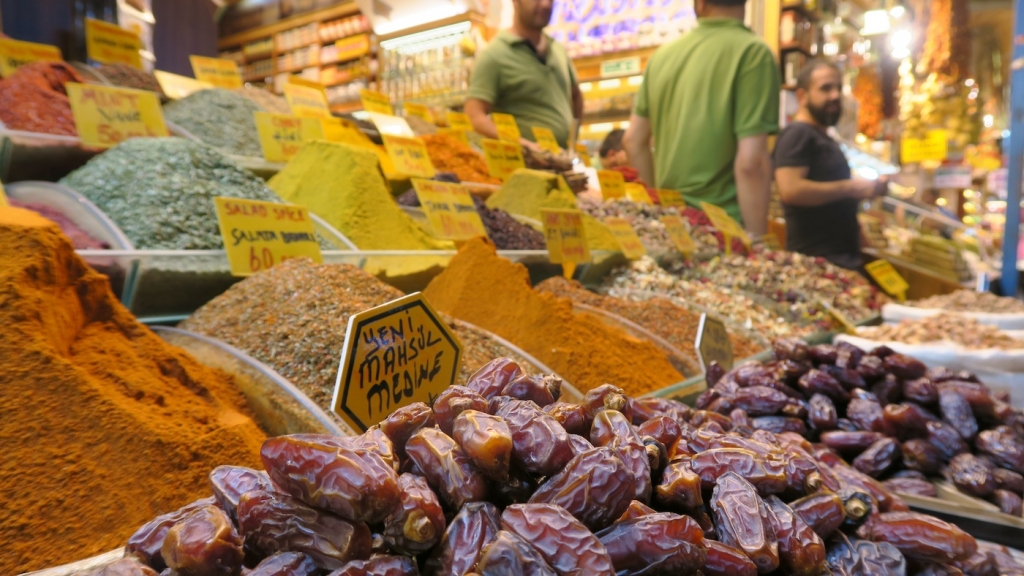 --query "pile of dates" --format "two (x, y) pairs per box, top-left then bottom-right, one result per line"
(81, 354), (1024, 576)
(700, 339), (1024, 519)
